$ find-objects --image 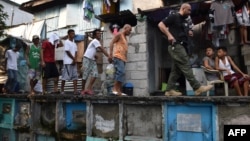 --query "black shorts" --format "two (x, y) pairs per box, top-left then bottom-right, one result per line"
(42, 62), (59, 79)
